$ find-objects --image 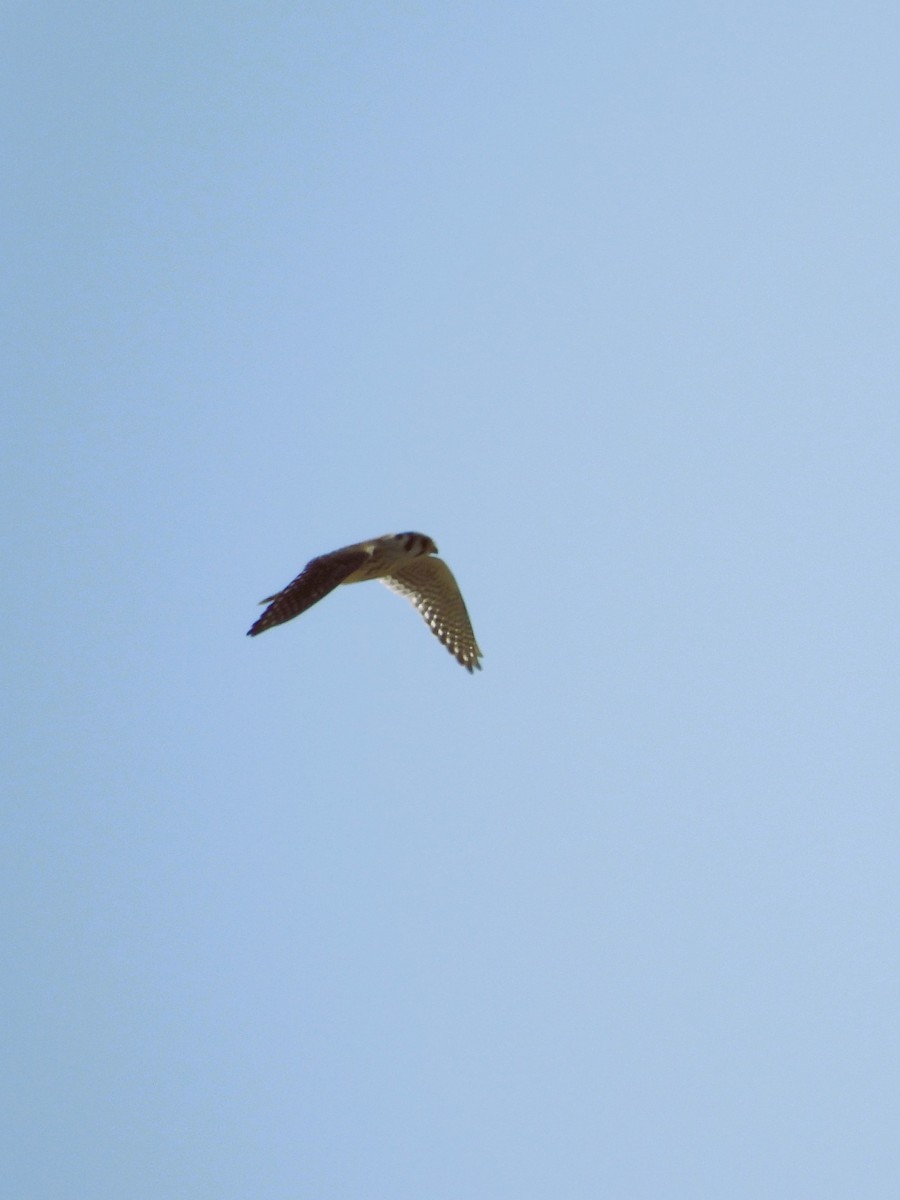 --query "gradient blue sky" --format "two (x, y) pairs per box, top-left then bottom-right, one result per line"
(6, 3), (900, 1196)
